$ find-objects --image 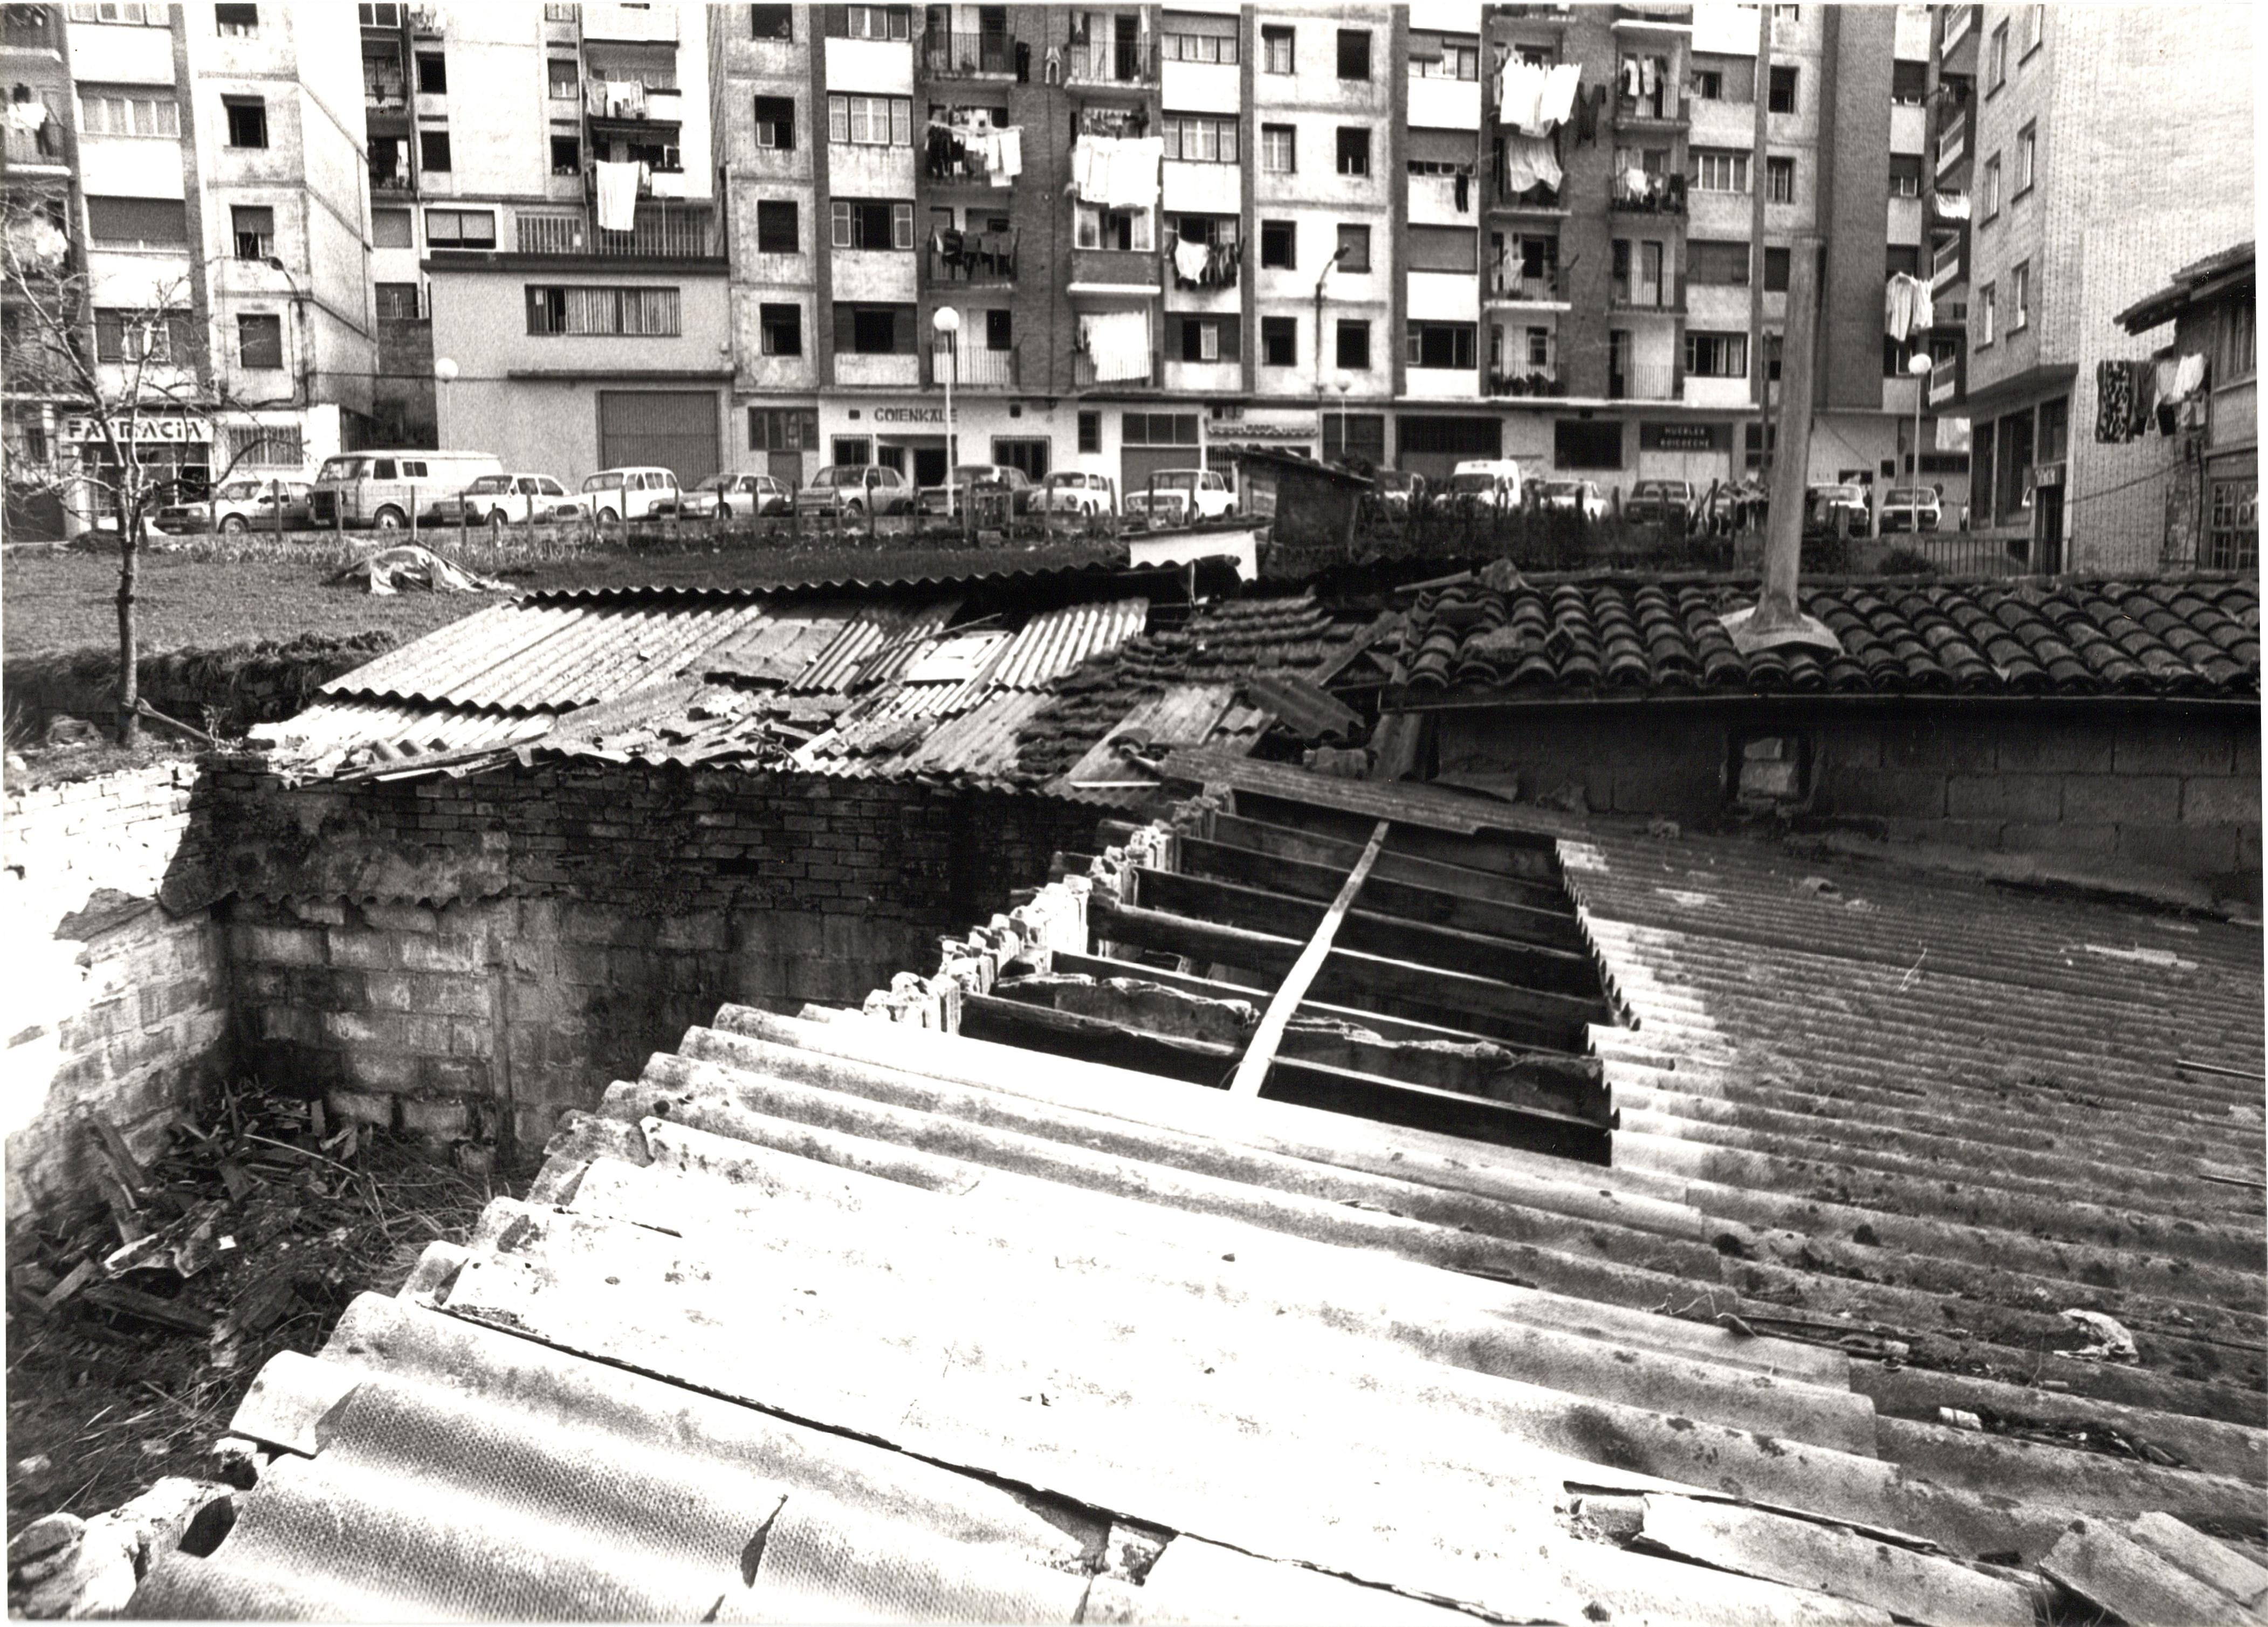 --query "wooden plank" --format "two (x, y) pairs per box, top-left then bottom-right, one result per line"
(958, 992), (1233, 1086)
(1265, 1054), (1610, 1164)
(1235, 792), (1563, 883)
(1177, 835), (1585, 952)
(1206, 812), (1571, 913)
(1230, 820), (1390, 1098)
(1133, 867), (1606, 1003)
(2041, 1520), (2243, 1627)
(1160, 745), (1577, 839)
